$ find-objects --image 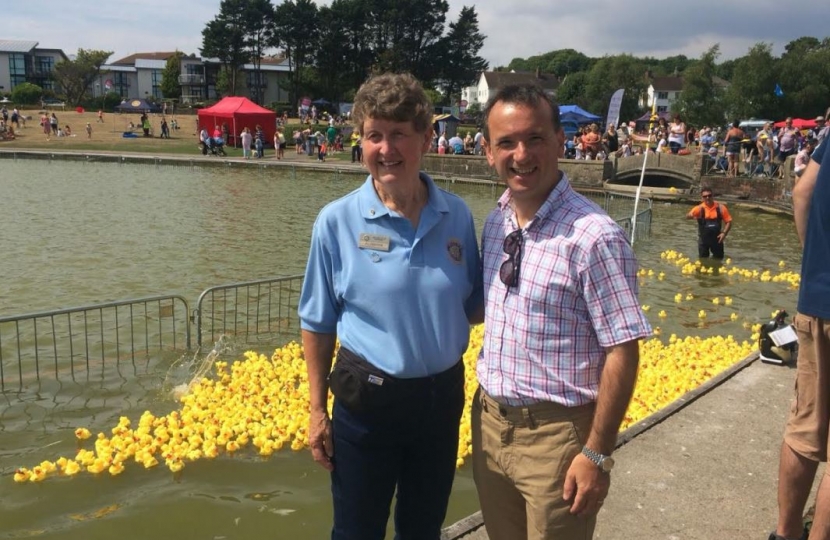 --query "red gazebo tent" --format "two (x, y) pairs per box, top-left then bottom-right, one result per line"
(773, 118), (817, 129)
(197, 97), (276, 147)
